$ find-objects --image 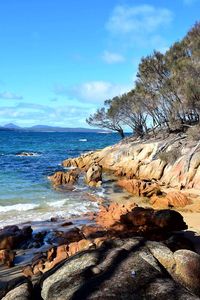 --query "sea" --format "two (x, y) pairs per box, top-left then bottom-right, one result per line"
(0, 131), (123, 228)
